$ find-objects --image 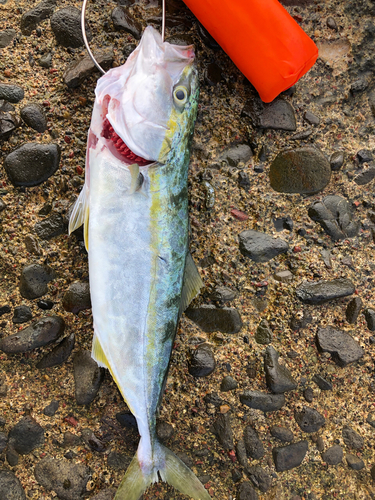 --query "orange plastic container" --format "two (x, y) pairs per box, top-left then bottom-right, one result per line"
(183, 0), (318, 102)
